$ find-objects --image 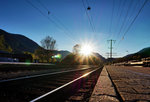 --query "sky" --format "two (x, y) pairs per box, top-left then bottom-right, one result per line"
(0, 0), (150, 58)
